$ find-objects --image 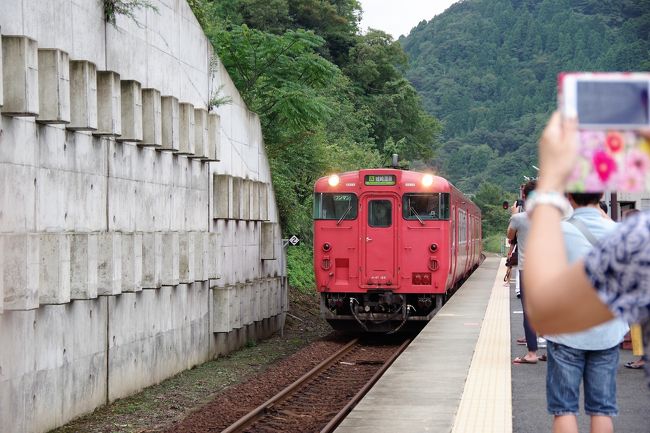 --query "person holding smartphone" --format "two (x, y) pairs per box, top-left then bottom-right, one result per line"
(523, 113), (650, 399)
